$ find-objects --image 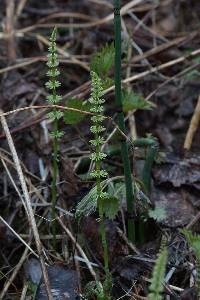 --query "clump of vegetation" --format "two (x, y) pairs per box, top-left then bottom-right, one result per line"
(43, 1), (163, 296)
(44, 17), (162, 299)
